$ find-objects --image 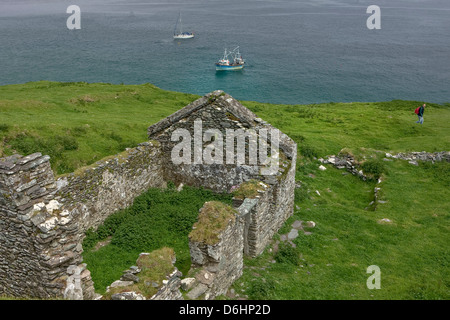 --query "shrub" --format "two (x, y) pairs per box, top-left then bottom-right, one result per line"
(247, 278), (276, 299)
(0, 124), (9, 133)
(361, 159), (386, 180)
(300, 144), (319, 159)
(275, 242), (300, 265)
(96, 210), (129, 239)
(82, 228), (100, 252)
(166, 181), (176, 190)
(111, 216), (166, 251)
(72, 126), (88, 136)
